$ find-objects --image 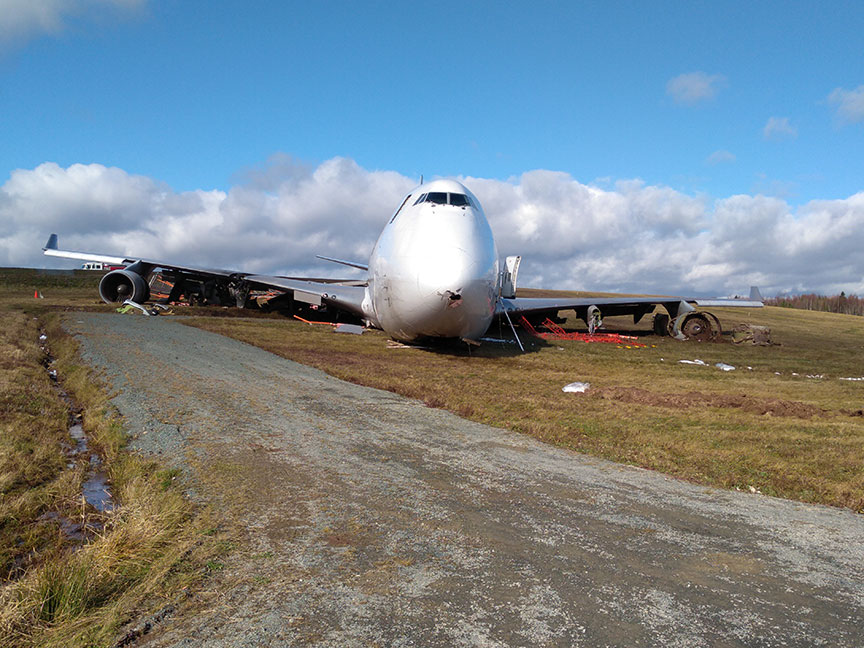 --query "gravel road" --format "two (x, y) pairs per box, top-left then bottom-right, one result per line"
(68, 313), (864, 647)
